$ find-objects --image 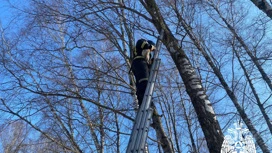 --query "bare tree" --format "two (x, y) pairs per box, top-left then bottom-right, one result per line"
(0, 121), (28, 153)
(138, 0), (224, 152)
(1, 0), (272, 152)
(232, 40), (272, 135)
(201, 1), (271, 152)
